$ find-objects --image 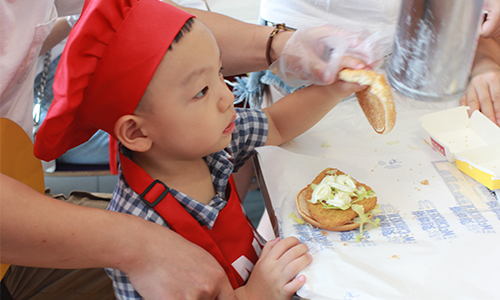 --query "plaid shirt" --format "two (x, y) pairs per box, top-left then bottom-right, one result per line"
(105, 108), (268, 299)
